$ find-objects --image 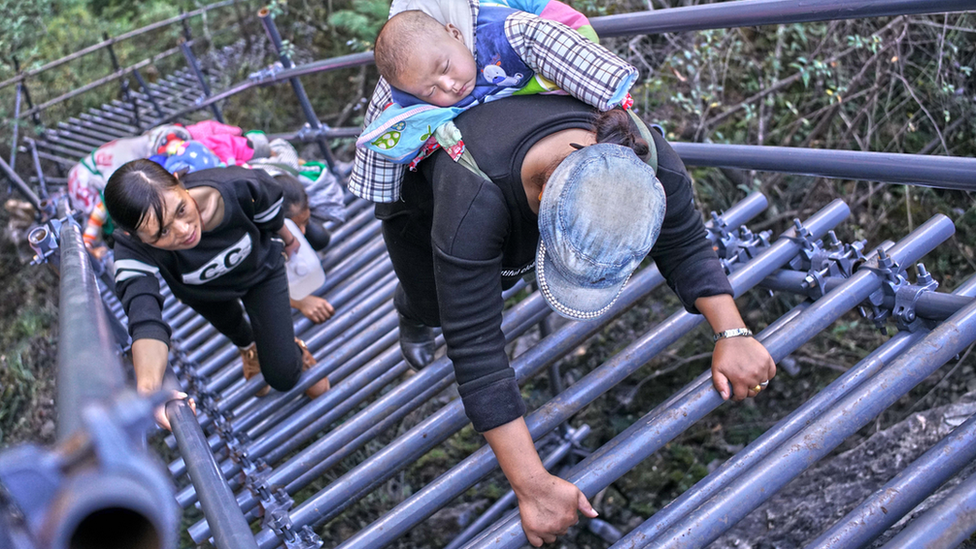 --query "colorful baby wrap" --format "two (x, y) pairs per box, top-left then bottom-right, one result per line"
(162, 140), (226, 173)
(358, 5), (533, 163)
